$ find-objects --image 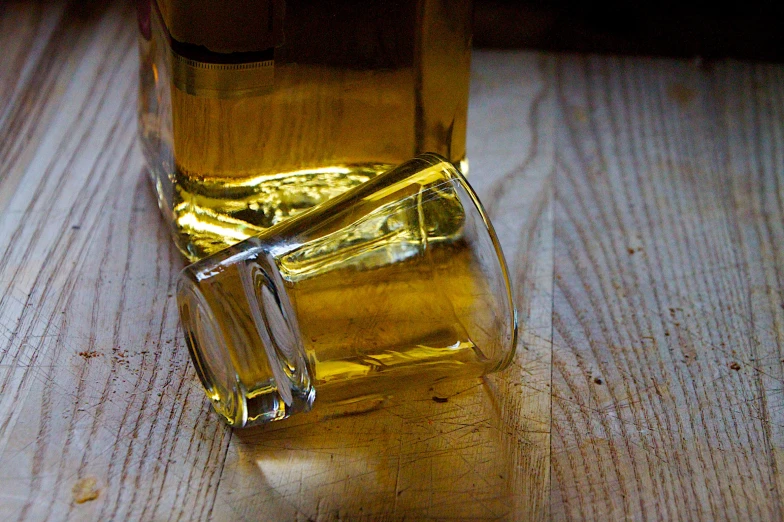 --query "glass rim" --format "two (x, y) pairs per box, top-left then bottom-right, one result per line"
(433, 155), (519, 373)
